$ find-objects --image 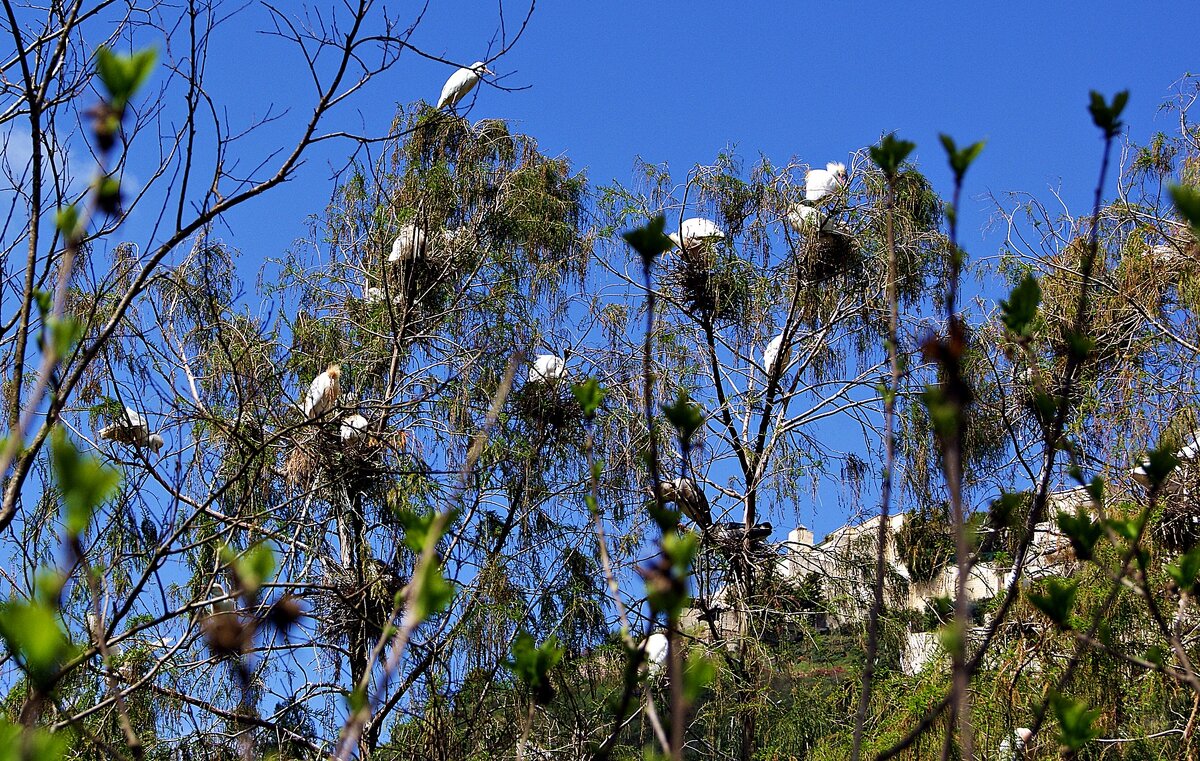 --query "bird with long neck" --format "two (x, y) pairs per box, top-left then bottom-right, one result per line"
(437, 61), (494, 111)
(303, 364), (341, 419)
